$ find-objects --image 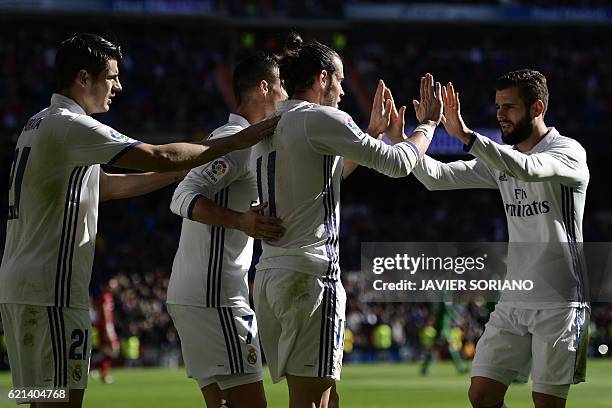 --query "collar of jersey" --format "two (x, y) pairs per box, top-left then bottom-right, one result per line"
(522, 127), (558, 154)
(276, 99), (312, 114)
(228, 113), (251, 128)
(50, 93), (87, 116)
